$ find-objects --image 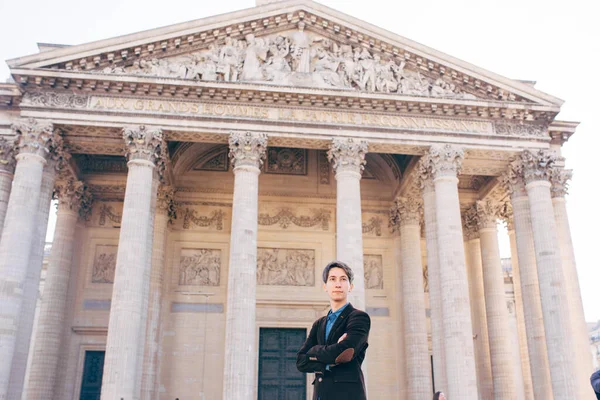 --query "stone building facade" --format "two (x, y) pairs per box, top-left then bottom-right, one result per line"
(0, 0), (592, 399)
